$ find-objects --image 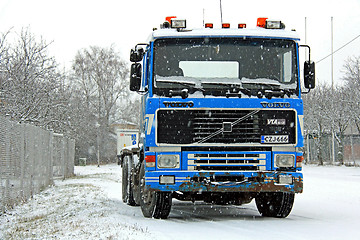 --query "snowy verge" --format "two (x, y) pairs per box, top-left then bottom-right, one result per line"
(1, 164), (360, 240)
(0, 164), (157, 240)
